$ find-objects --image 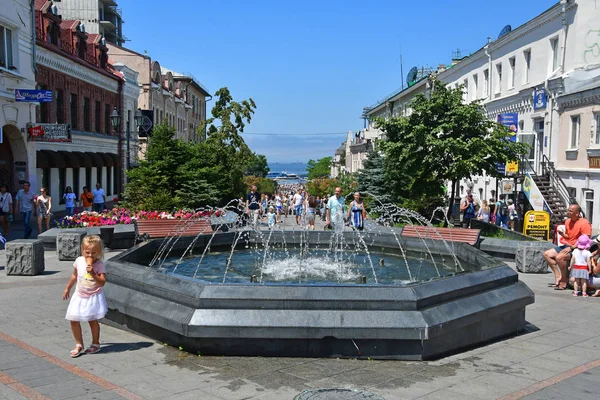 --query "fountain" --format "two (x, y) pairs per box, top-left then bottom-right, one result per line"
(104, 202), (534, 360)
